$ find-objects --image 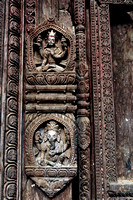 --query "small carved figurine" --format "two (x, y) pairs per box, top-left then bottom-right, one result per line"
(34, 30), (68, 72)
(34, 120), (71, 166)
